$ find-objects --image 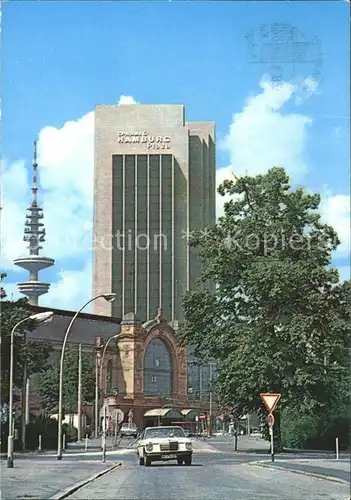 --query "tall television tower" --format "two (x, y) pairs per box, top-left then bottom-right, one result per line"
(14, 141), (55, 305)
